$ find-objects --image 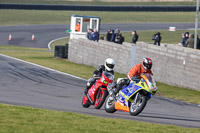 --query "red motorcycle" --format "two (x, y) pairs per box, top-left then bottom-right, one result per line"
(82, 71), (114, 109)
